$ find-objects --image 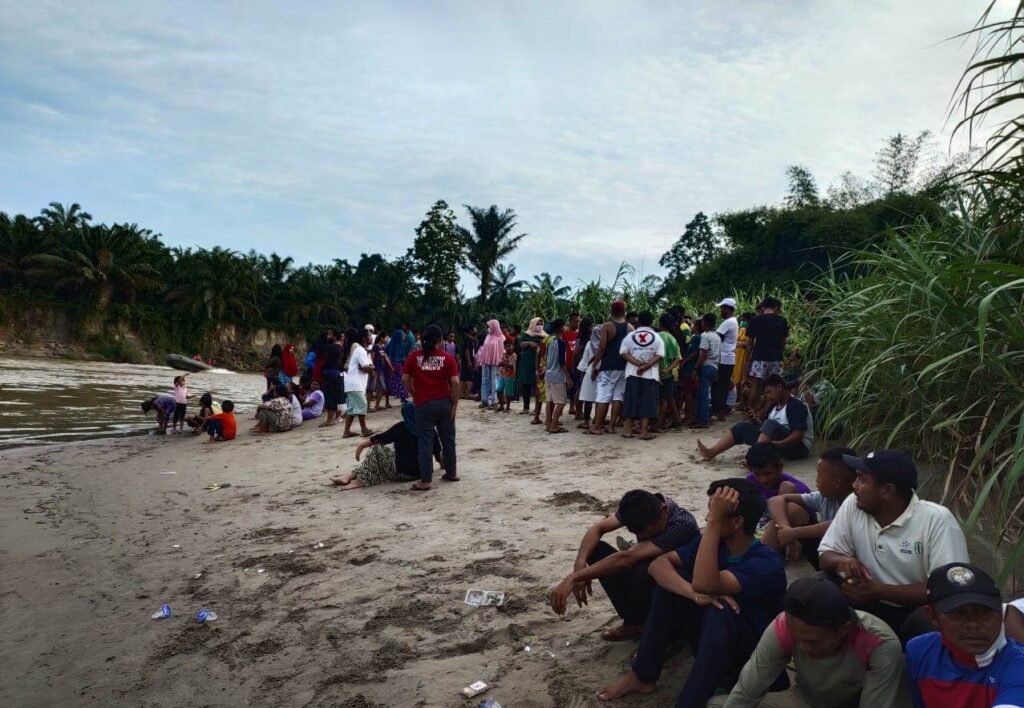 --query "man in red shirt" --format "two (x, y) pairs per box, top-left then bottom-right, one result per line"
(401, 325), (460, 491)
